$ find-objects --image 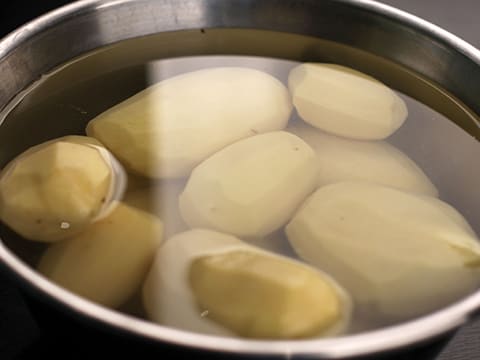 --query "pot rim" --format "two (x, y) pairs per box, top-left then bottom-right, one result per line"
(1, 0), (480, 358)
